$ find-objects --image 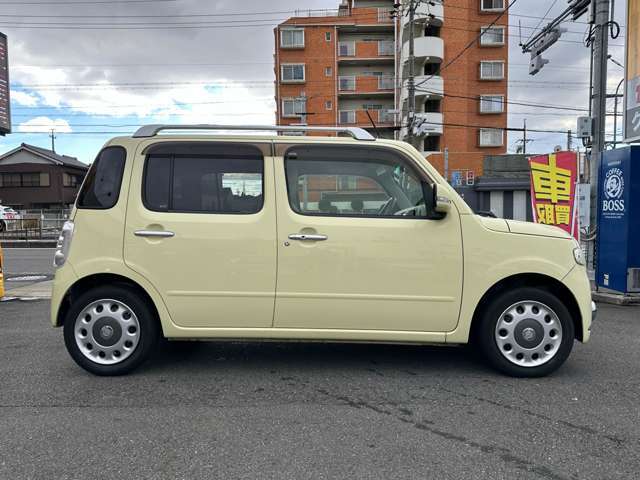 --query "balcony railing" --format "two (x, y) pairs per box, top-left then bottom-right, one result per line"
(338, 75), (394, 93)
(338, 109), (395, 125)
